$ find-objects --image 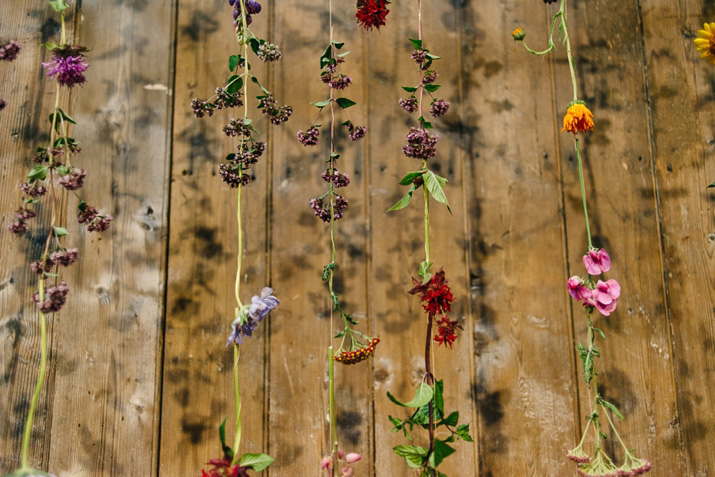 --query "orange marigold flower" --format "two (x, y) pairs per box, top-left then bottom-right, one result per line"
(694, 22), (715, 65)
(512, 28), (525, 41)
(561, 101), (594, 134)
